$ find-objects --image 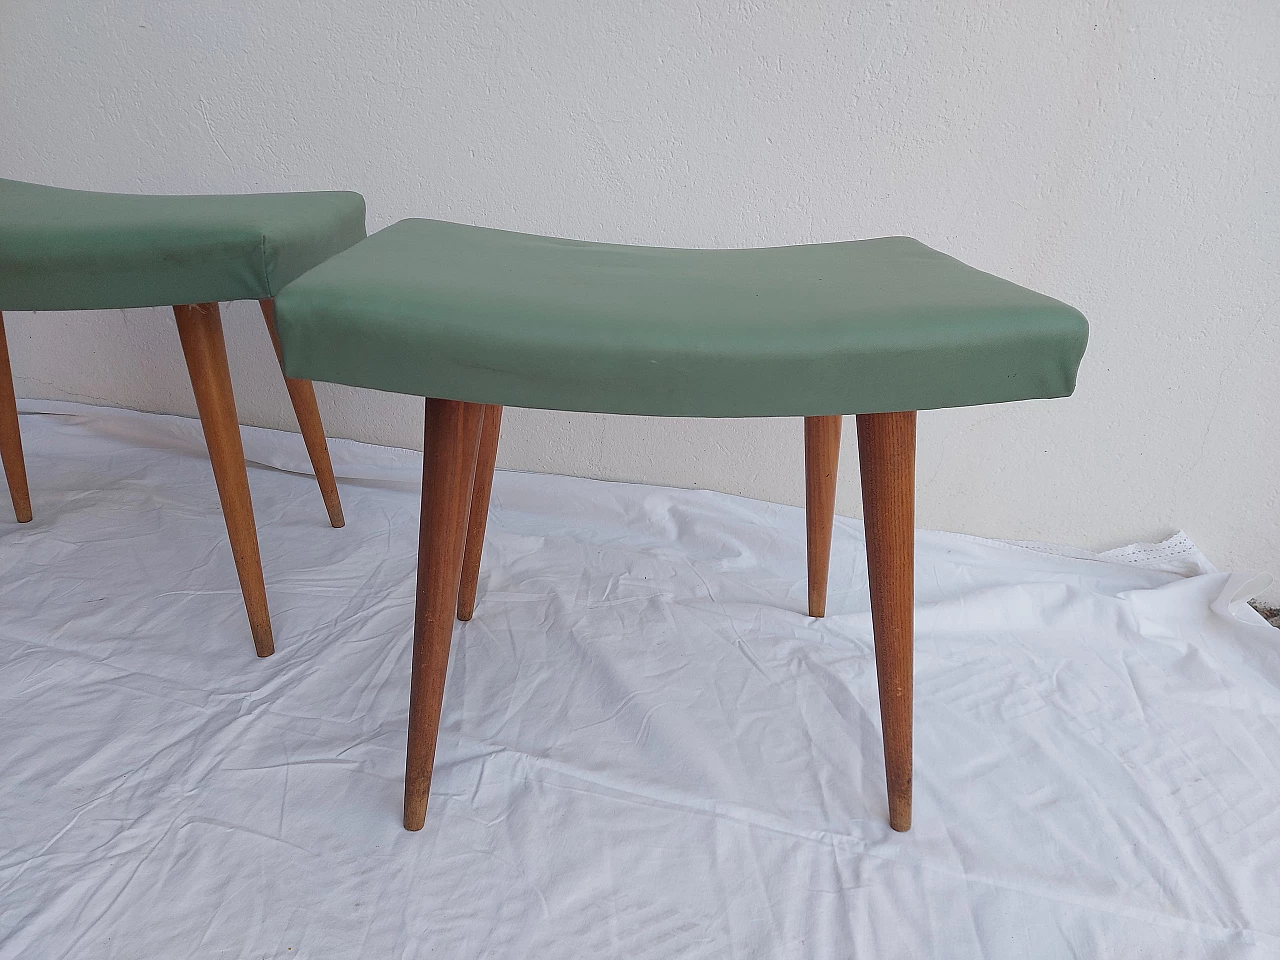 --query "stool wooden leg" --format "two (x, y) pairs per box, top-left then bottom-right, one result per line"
(457, 404), (503, 621)
(174, 303), (274, 658)
(0, 312), (32, 523)
(405, 398), (484, 831)
(804, 415), (841, 617)
(856, 410), (916, 832)
(260, 299), (345, 528)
